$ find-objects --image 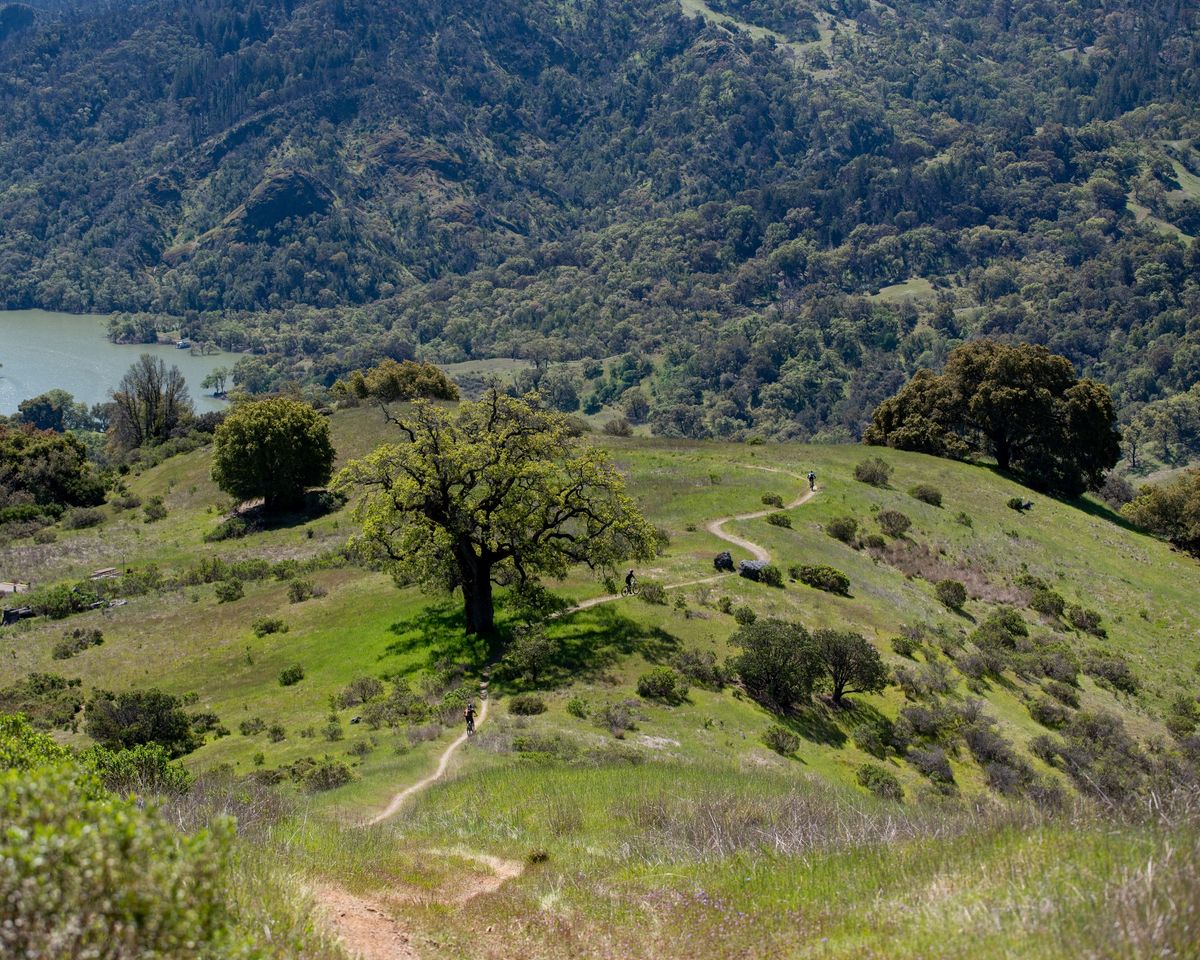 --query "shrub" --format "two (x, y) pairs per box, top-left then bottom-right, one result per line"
(595, 700), (636, 738)
(760, 563), (784, 588)
(765, 511), (791, 528)
(52, 628), (104, 660)
(278, 664), (305, 686)
(304, 757), (354, 792)
(717, 596), (734, 614)
(1044, 680), (1080, 708)
(637, 667), (688, 704)
(761, 493), (784, 508)
(62, 507), (104, 530)
(852, 723), (890, 758)
(602, 417), (632, 437)
(1030, 587), (1065, 619)
(672, 648), (730, 689)
(862, 533), (887, 550)
(323, 720), (343, 742)
(32, 527), (57, 544)
(825, 516), (858, 543)
(287, 579), (317, 603)
(790, 564), (850, 595)
(954, 511), (973, 527)
(1029, 697), (1069, 728)
(763, 724), (799, 756)
(877, 509), (911, 537)
(909, 746), (955, 784)
(1084, 654), (1139, 693)
(857, 763), (903, 801)
(214, 579), (243, 603)
(83, 688), (200, 757)
(732, 605), (758, 625)
(731, 618), (820, 711)
(1065, 604), (1105, 636)
(251, 616), (288, 638)
(80, 742), (192, 796)
(268, 723), (286, 742)
(509, 693), (547, 715)
(504, 623), (557, 685)
(638, 581), (667, 605)
(142, 497), (168, 523)
(891, 634), (920, 659)
(239, 717), (266, 736)
(908, 484), (943, 507)
(338, 676), (385, 708)
(935, 579), (967, 611)
(854, 457), (893, 487)
(565, 697), (589, 720)
(1007, 496), (1032, 512)
(204, 517), (249, 542)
